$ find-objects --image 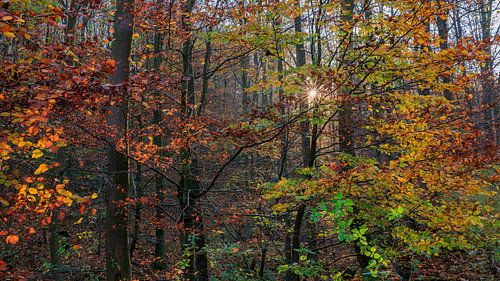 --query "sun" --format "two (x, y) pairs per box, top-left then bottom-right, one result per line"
(307, 88), (318, 101)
